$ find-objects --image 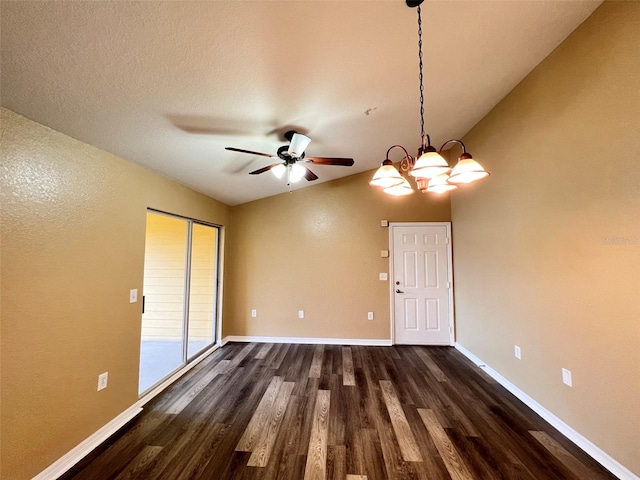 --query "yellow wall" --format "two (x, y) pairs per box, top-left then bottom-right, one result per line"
(0, 108), (231, 479)
(451, 2), (640, 476)
(224, 170), (451, 340)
